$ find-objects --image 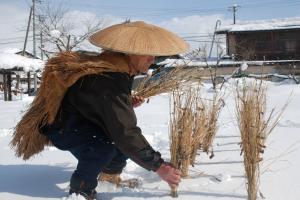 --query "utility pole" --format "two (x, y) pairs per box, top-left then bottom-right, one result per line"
(39, 15), (44, 60)
(23, 0), (42, 95)
(228, 4), (240, 24)
(40, 30), (43, 60)
(32, 0), (36, 58)
(32, 0), (43, 94)
(22, 6), (33, 56)
(32, 0), (38, 95)
(23, 6), (33, 95)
